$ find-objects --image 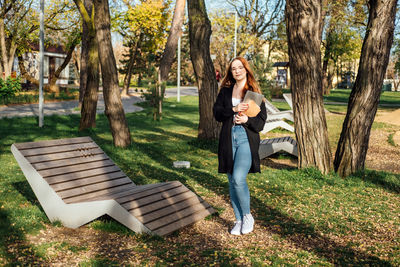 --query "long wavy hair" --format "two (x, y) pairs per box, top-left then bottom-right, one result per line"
(220, 56), (261, 98)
